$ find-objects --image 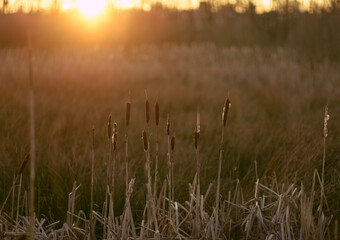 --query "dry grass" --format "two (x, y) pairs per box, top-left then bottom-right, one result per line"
(0, 44), (339, 239)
